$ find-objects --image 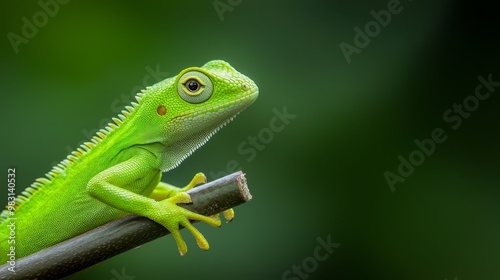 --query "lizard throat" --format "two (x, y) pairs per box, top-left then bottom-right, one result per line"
(162, 112), (239, 172)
